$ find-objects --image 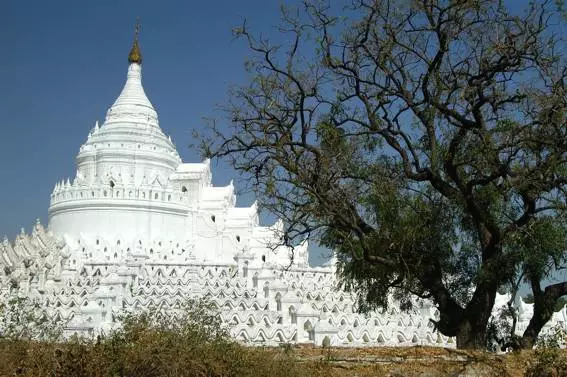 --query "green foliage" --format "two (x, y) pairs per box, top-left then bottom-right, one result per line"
(555, 297), (567, 312)
(509, 218), (567, 279)
(529, 295), (567, 311)
(0, 296), (63, 342)
(486, 305), (515, 352)
(535, 323), (567, 349)
(524, 294), (535, 304)
(330, 186), (462, 312)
